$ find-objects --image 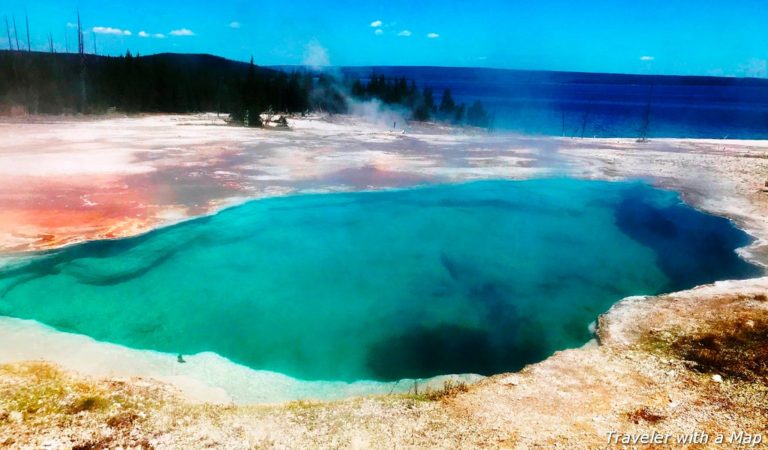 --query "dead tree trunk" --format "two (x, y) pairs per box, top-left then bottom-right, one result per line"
(4, 16), (12, 50)
(12, 16), (20, 51)
(561, 111), (566, 137)
(25, 14), (30, 52)
(579, 110), (590, 139)
(77, 11), (84, 54)
(637, 84), (654, 143)
(77, 11), (87, 112)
